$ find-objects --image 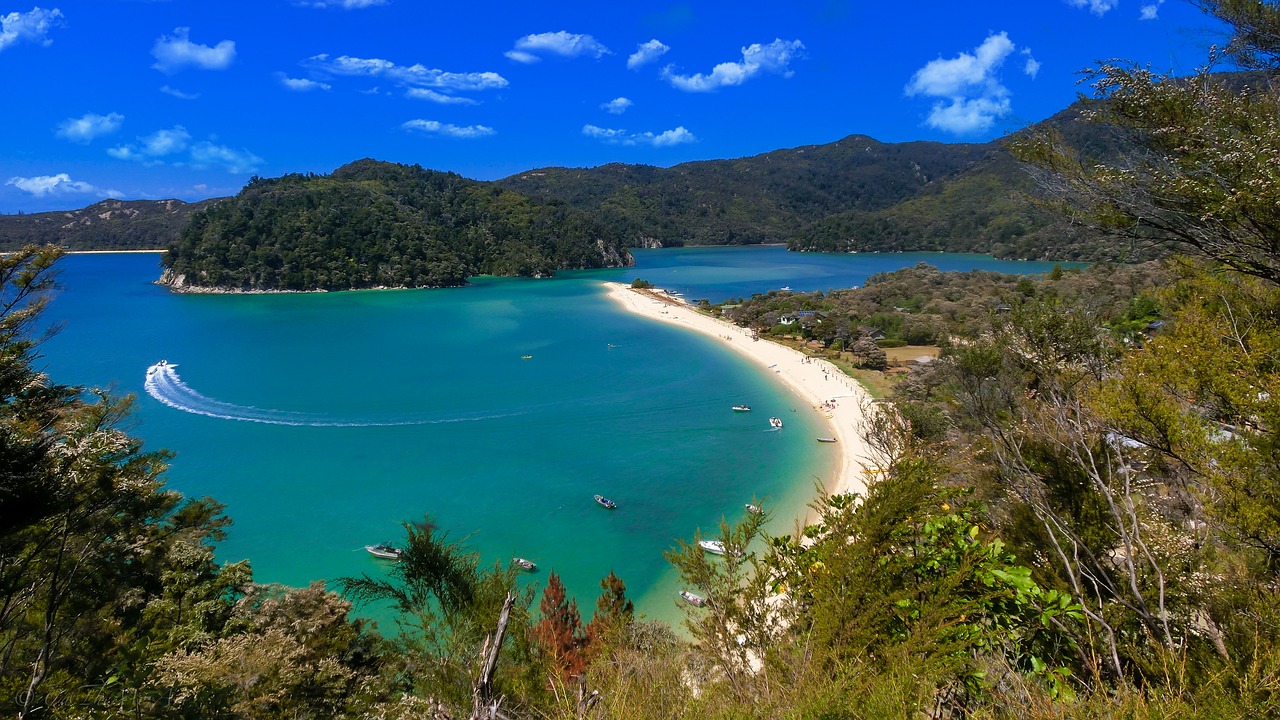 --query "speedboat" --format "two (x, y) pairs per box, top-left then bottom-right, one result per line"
(365, 543), (404, 560)
(147, 359), (176, 376)
(594, 494), (618, 509)
(512, 557), (537, 571)
(521, 355), (533, 359)
(769, 417), (783, 429)
(817, 437), (837, 443)
(679, 590), (707, 607)
(732, 405), (751, 412)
